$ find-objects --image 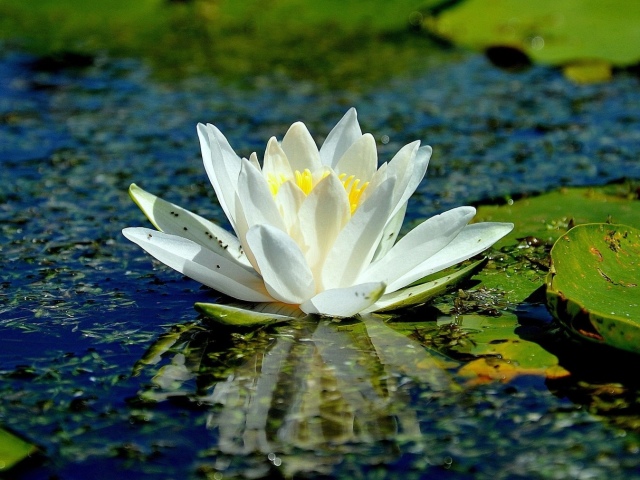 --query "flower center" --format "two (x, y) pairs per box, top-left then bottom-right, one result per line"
(267, 169), (369, 214)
